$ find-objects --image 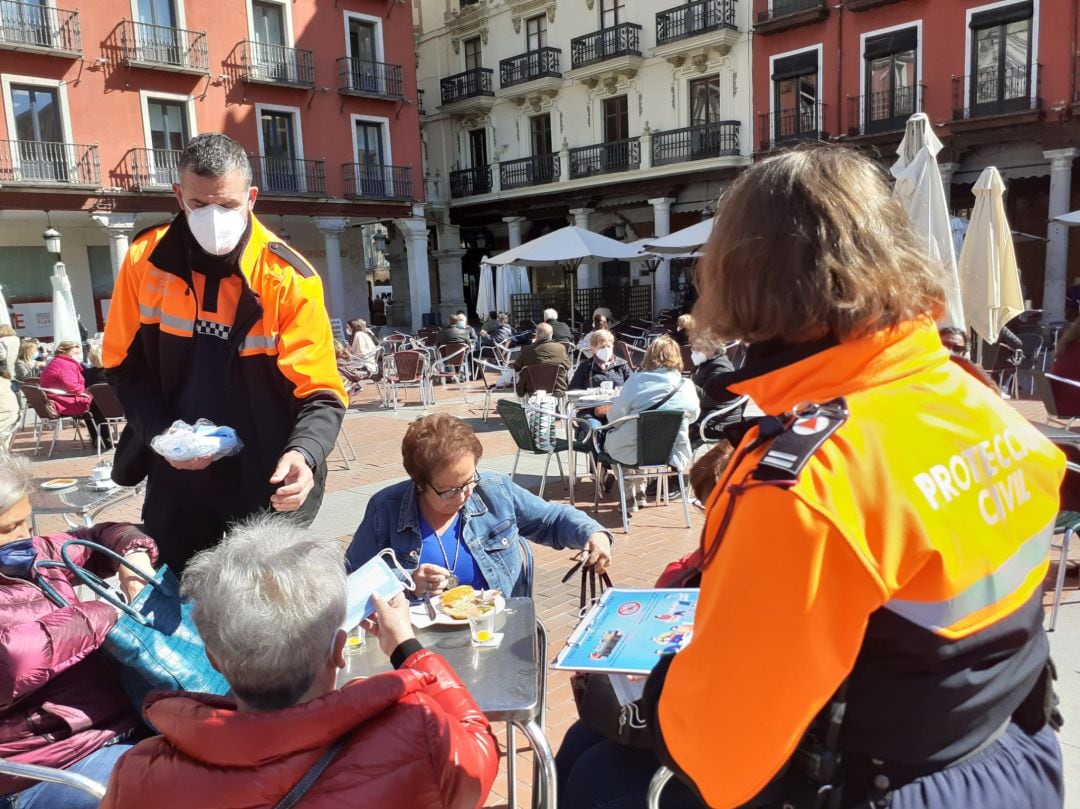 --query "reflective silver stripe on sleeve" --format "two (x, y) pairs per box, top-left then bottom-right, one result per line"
(884, 520), (1054, 632)
(138, 303), (193, 332)
(241, 335), (277, 351)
